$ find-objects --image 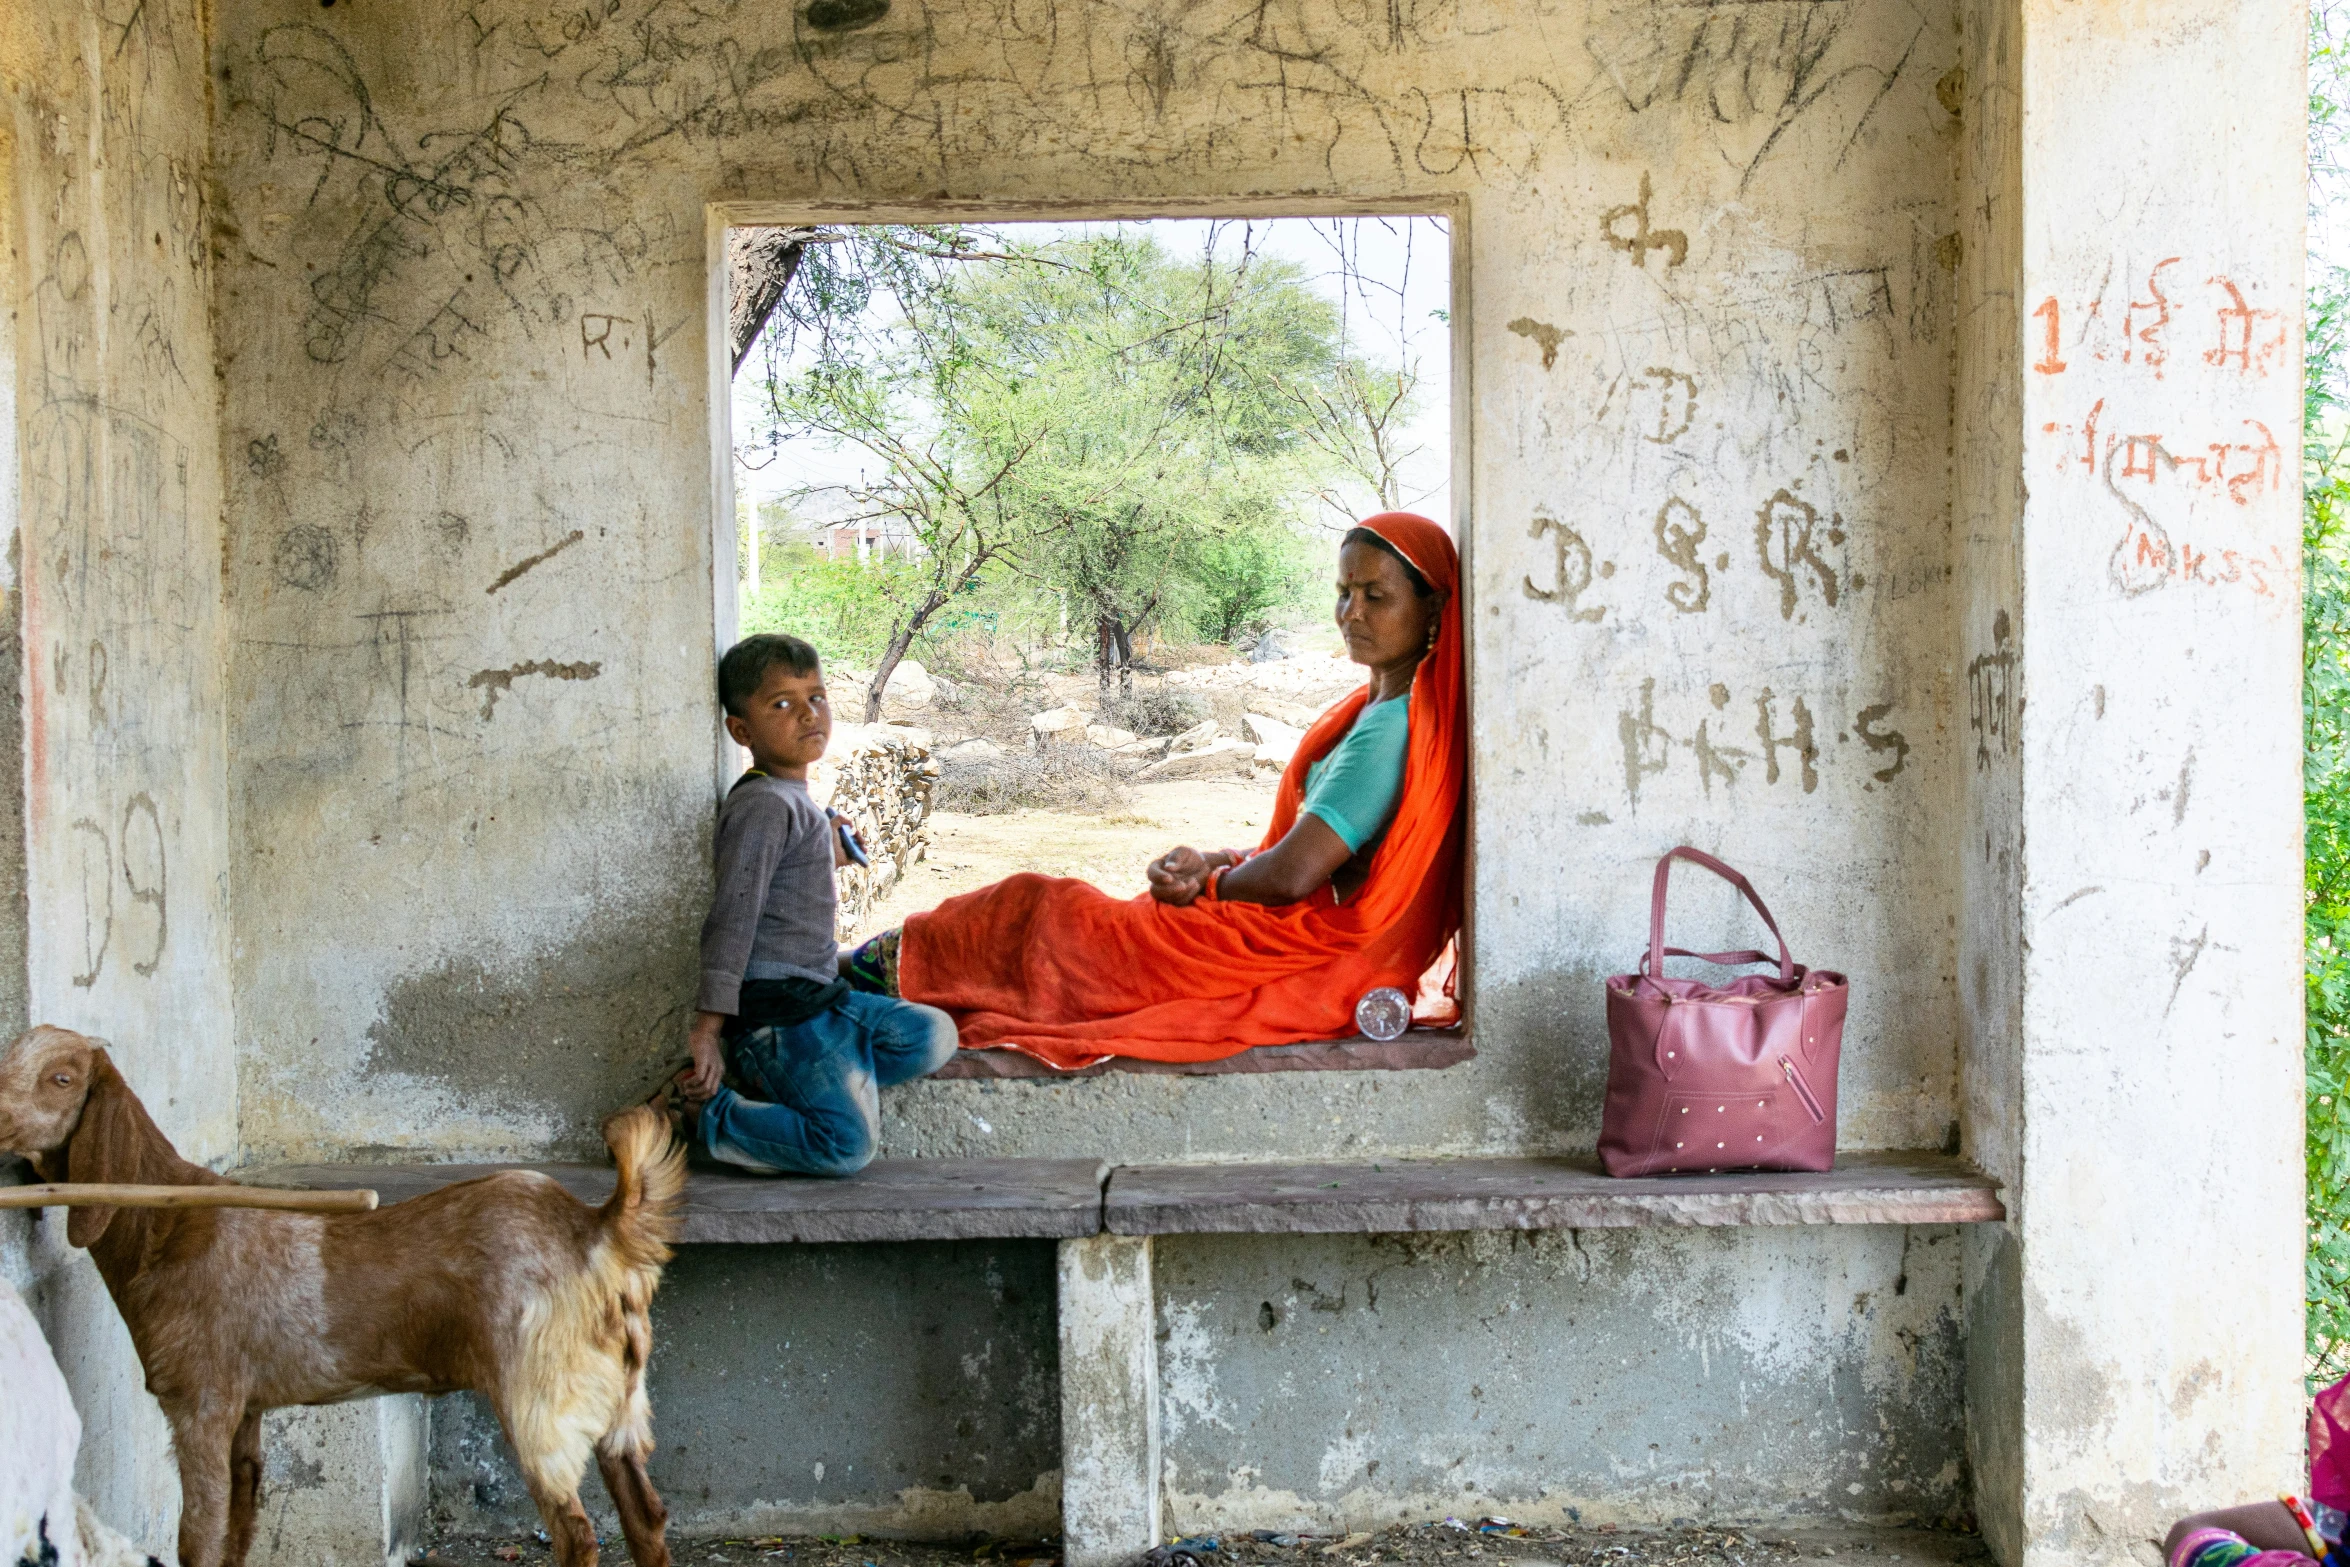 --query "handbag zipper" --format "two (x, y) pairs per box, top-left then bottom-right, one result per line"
(1779, 1056), (1826, 1123)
